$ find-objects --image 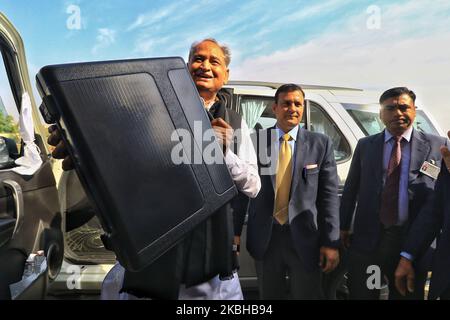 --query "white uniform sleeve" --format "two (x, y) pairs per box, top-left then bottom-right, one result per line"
(224, 119), (261, 198)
